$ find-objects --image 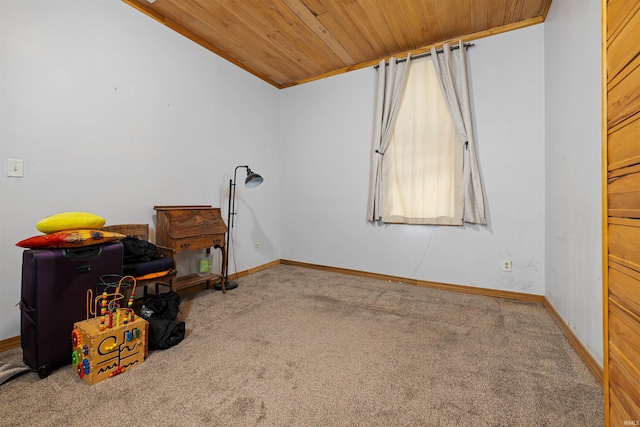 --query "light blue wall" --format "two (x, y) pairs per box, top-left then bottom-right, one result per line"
(544, 0), (603, 365)
(280, 25), (546, 296)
